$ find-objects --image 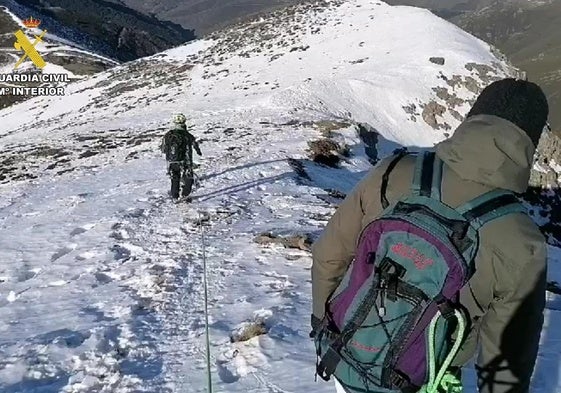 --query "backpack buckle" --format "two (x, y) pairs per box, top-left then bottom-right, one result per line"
(316, 346), (342, 382)
(435, 295), (455, 320)
(376, 258), (406, 278)
(389, 370), (410, 390)
(376, 258), (406, 302)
